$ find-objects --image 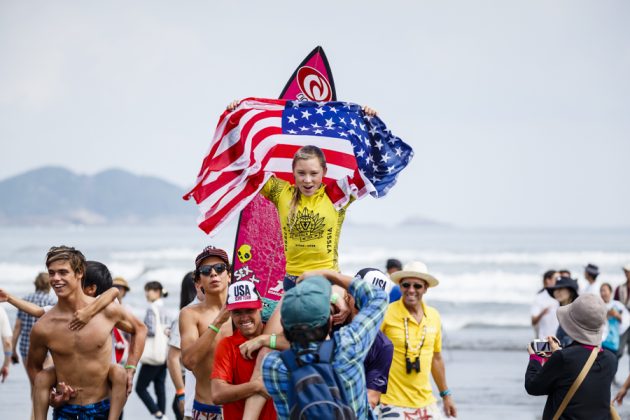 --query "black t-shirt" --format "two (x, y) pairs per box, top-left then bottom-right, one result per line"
(525, 343), (617, 419)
